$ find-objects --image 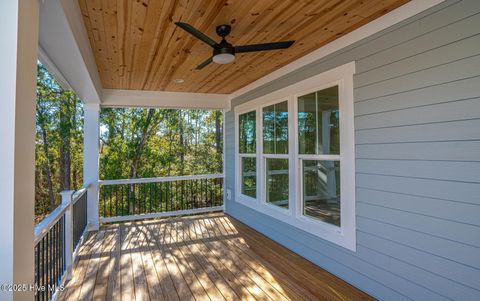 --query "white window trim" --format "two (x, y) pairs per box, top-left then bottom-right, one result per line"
(234, 62), (356, 251)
